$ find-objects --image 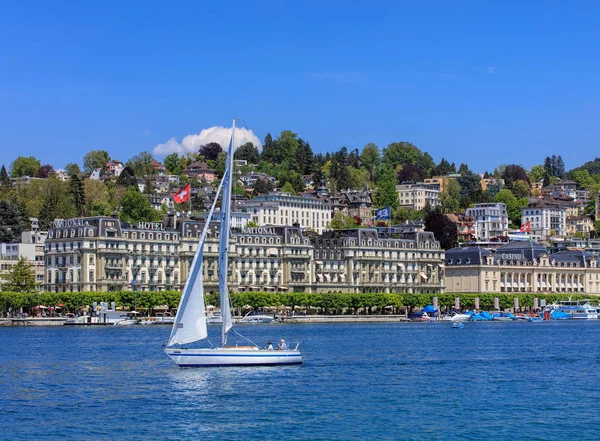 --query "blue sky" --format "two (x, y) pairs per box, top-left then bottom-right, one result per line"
(1, 0), (599, 173)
